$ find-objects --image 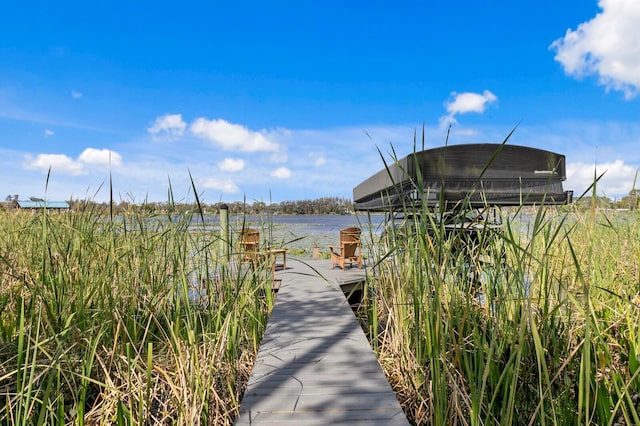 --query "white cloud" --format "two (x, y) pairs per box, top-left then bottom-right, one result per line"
(13, 120), (639, 204)
(439, 90), (498, 129)
(550, 0), (640, 99)
(71, 90), (83, 99)
(218, 157), (245, 172)
(445, 90), (498, 115)
(24, 153), (85, 175)
(270, 167), (291, 179)
(148, 113), (187, 140)
(24, 148), (123, 176)
(44, 129), (54, 137)
(78, 148), (122, 167)
(567, 159), (639, 198)
(201, 178), (239, 193)
(190, 118), (280, 152)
